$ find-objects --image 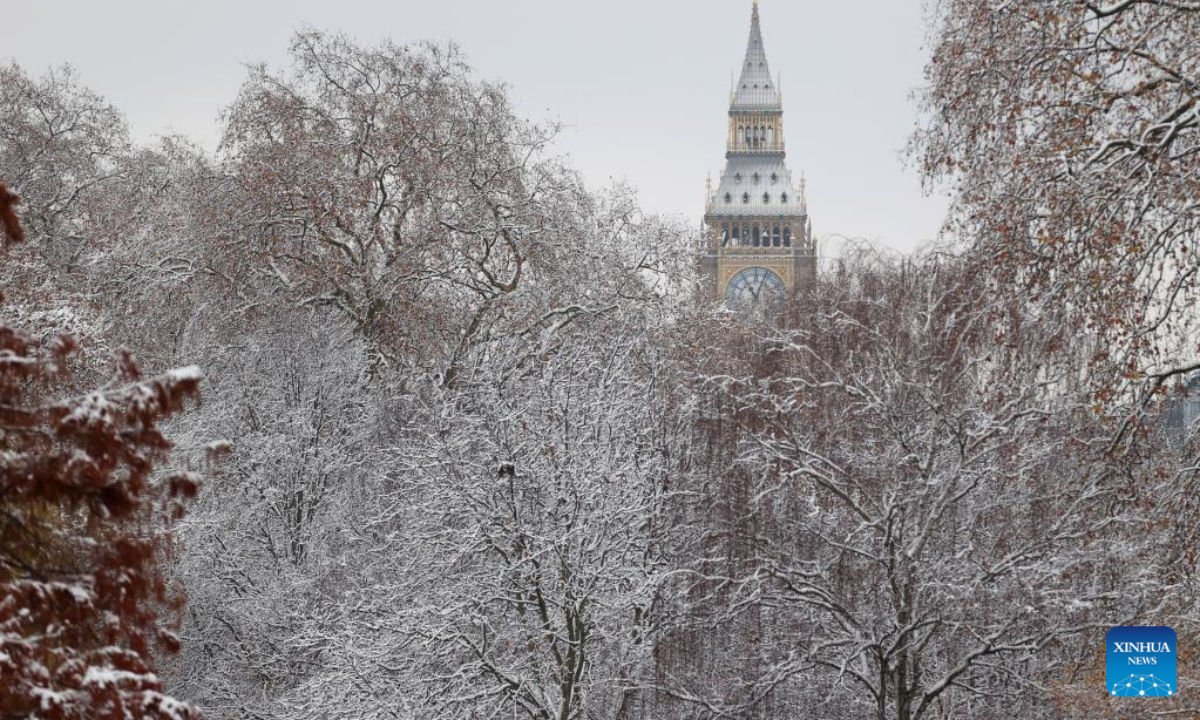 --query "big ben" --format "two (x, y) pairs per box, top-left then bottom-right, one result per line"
(702, 1), (816, 302)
